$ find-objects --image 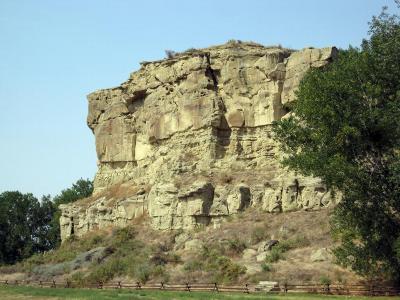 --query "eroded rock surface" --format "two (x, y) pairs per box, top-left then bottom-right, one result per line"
(60, 41), (338, 241)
